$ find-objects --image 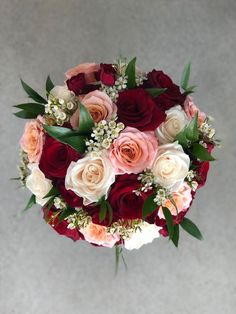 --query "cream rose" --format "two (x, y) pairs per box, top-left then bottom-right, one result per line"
(50, 85), (75, 102)
(65, 152), (116, 205)
(124, 222), (161, 250)
(152, 142), (190, 191)
(156, 105), (189, 144)
(80, 222), (119, 248)
(26, 163), (52, 206)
